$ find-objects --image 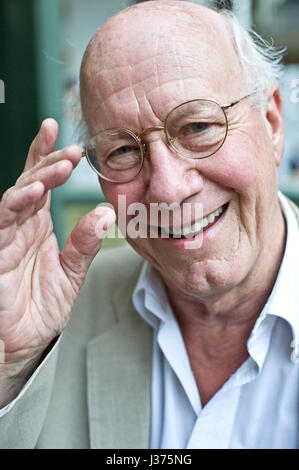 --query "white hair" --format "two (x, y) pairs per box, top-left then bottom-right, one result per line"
(220, 10), (286, 104)
(75, 7), (286, 143)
